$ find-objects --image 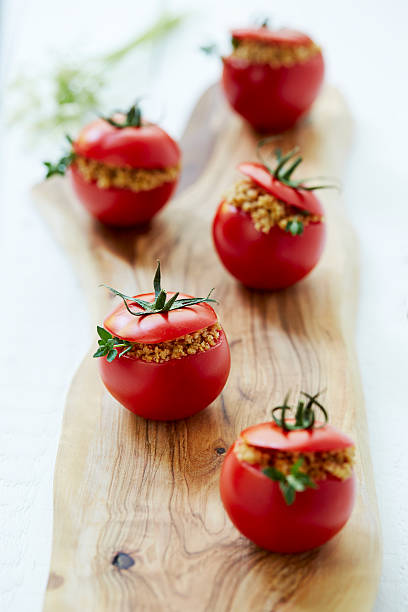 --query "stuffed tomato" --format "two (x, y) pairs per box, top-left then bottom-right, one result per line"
(44, 103), (181, 227)
(220, 392), (356, 553)
(93, 262), (230, 420)
(212, 148), (327, 290)
(222, 26), (324, 132)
